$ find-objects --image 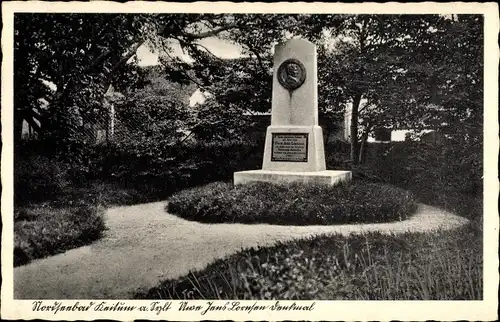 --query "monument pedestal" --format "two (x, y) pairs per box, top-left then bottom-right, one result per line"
(262, 125), (326, 172)
(234, 170), (352, 186)
(233, 38), (351, 187)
